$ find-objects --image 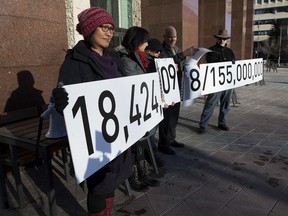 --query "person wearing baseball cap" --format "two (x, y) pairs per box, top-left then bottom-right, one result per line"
(52, 7), (133, 216)
(198, 29), (236, 134)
